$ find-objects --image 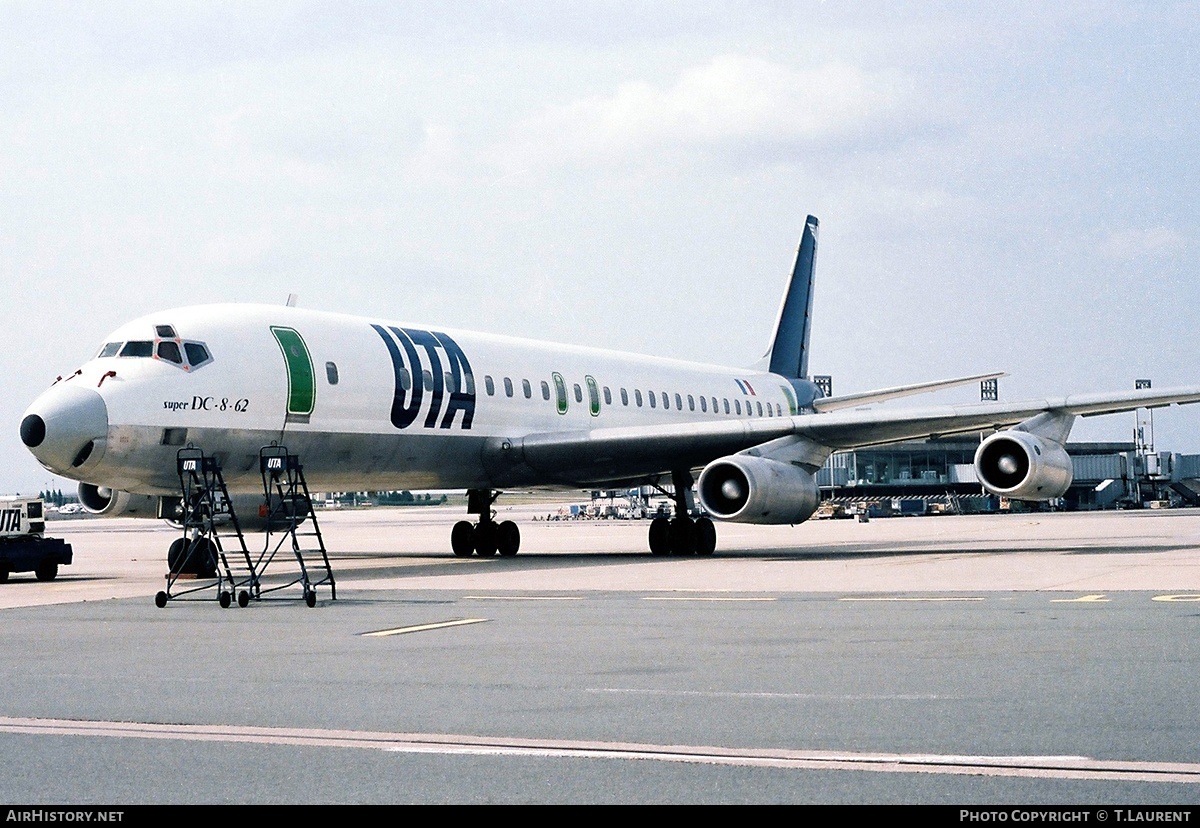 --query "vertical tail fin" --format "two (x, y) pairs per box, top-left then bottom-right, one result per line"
(766, 215), (819, 379)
